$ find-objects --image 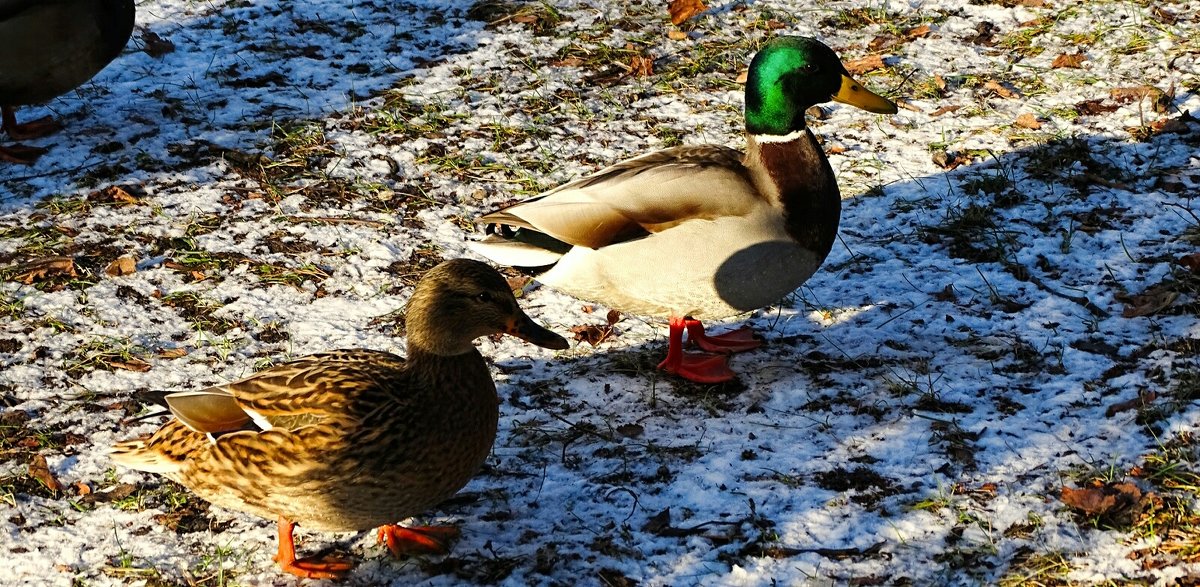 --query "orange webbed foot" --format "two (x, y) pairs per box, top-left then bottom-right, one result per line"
(657, 351), (738, 383)
(274, 517), (354, 580)
(277, 554), (355, 580)
(657, 316), (741, 383)
(377, 524), (461, 557)
(684, 320), (763, 354)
